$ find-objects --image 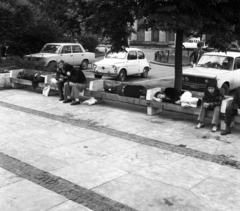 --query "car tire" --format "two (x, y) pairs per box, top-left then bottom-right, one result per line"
(117, 70), (126, 81)
(94, 74), (102, 79)
(221, 83), (229, 95)
(48, 61), (57, 70)
(81, 60), (89, 70)
(141, 67), (148, 78)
